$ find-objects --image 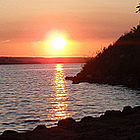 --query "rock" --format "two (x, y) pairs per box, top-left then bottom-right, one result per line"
(122, 106), (140, 117)
(33, 125), (47, 132)
(65, 76), (75, 81)
(65, 76), (81, 84)
(66, 25), (140, 89)
(80, 116), (94, 123)
(122, 106), (133, 115)
(0, 106), (140, 140)
(2, 130), (19, 136)
(58, 118), (76, 128)
(133, 106), (140, 113)
(104, 110), (122, 118)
